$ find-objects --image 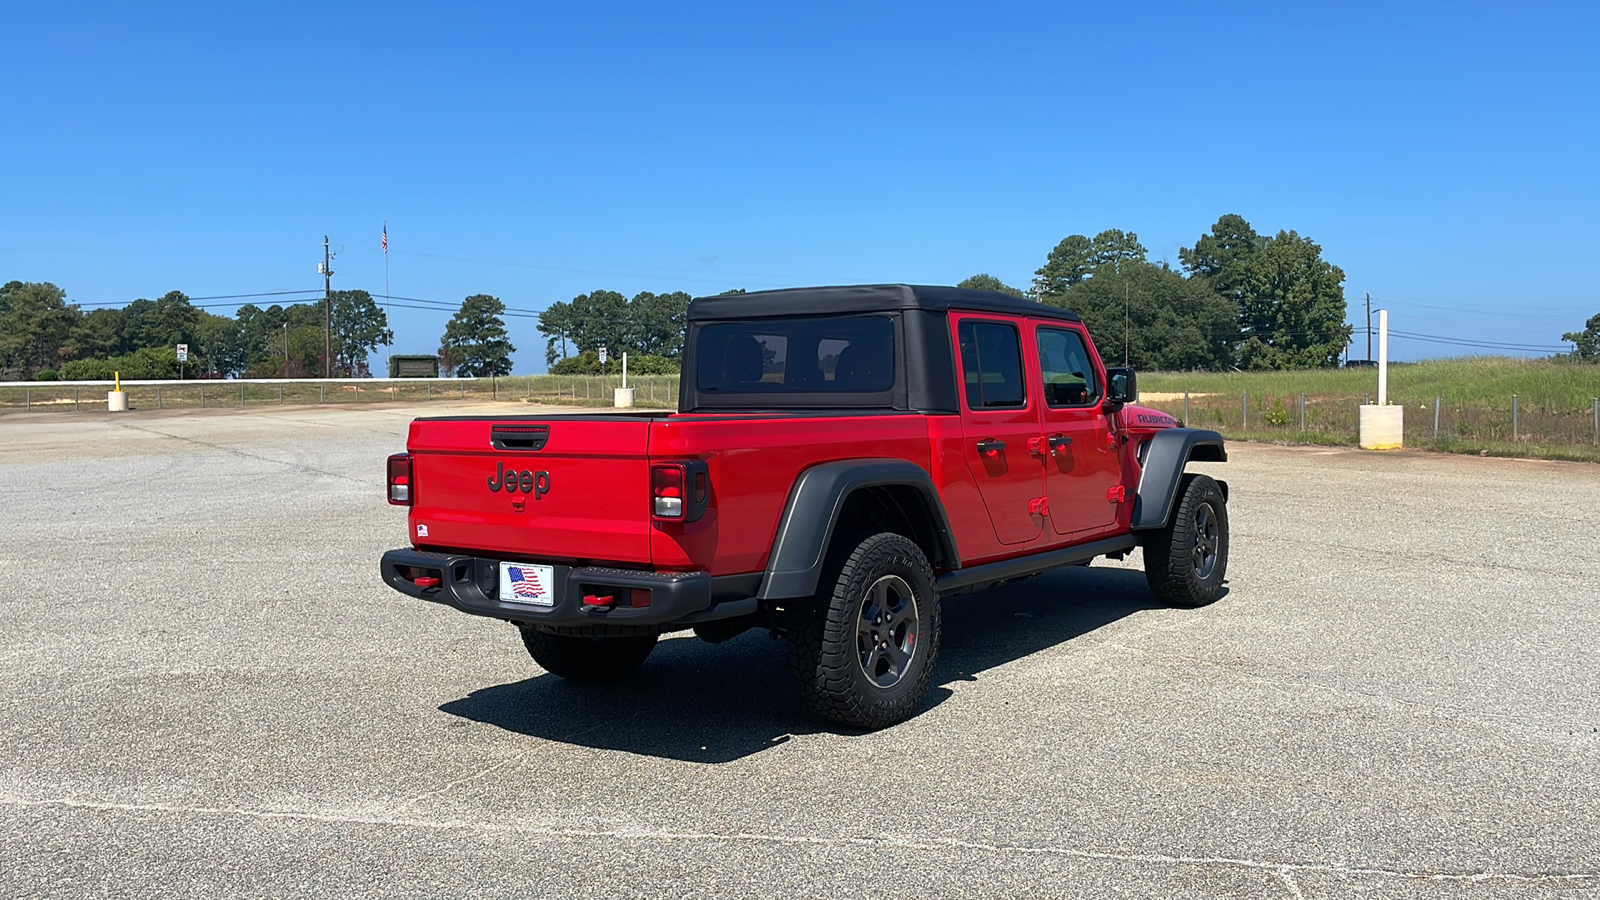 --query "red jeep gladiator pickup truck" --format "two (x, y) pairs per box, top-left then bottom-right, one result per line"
(381, 285), (1229, 728)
